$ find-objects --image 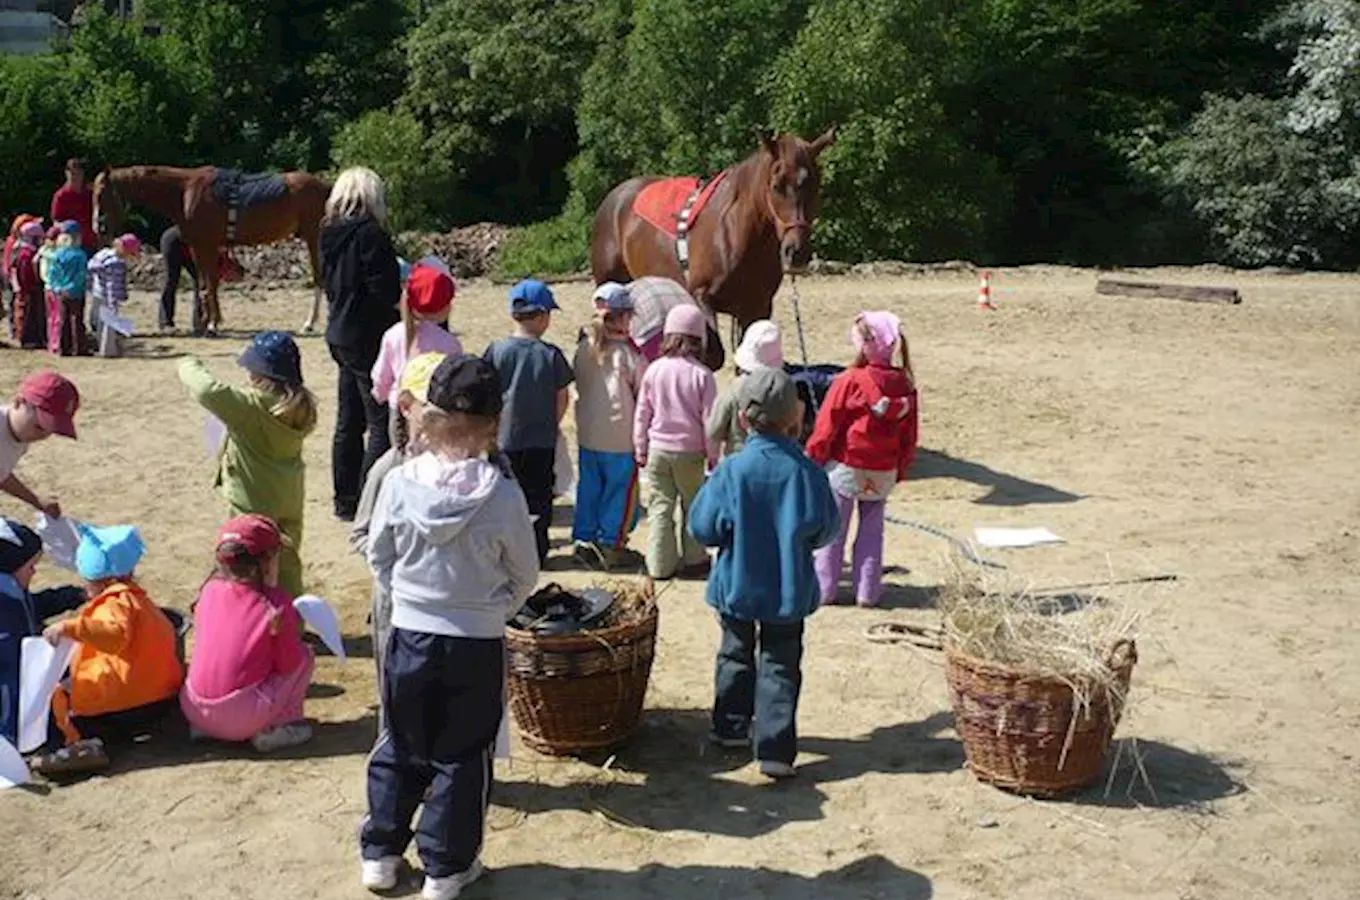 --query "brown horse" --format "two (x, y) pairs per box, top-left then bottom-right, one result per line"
(590, 127), (836, 360)
(91, 166), (329, 334)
